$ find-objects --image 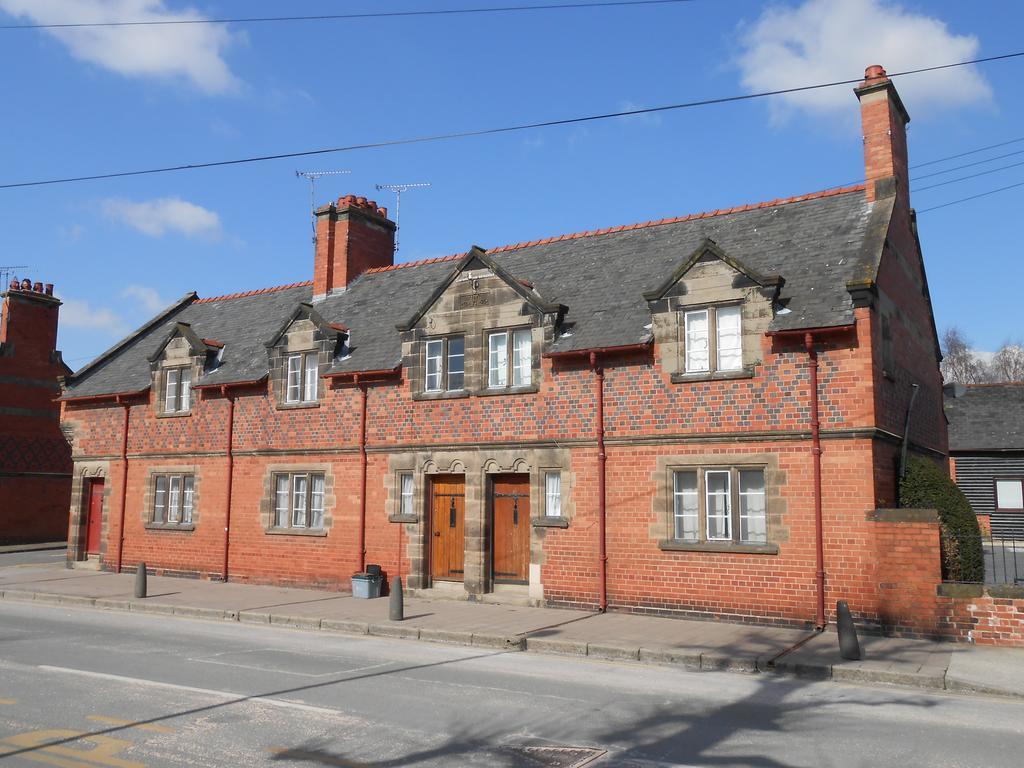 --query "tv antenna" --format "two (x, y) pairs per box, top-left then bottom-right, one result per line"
(0, 265), (28, 289)
(375, 182), (431, 253)
(296, 170), (351, 244)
